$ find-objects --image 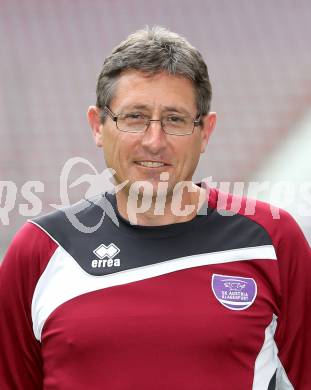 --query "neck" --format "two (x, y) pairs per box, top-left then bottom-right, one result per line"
(115, 183), (207, 226)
